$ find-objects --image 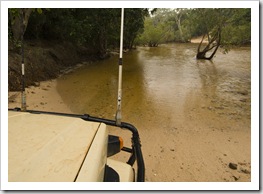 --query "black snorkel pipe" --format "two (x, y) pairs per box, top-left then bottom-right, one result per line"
(82, 114), (145, 182)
